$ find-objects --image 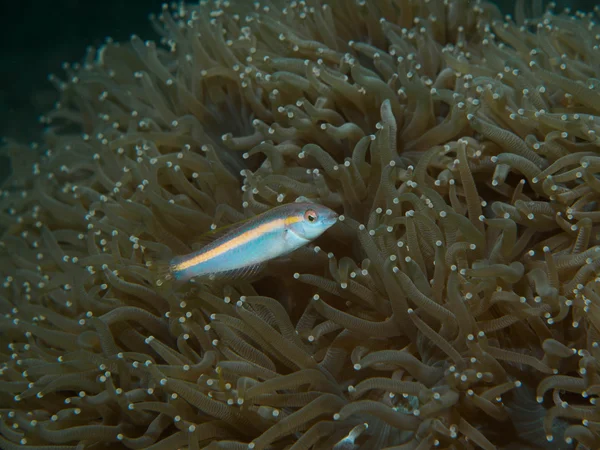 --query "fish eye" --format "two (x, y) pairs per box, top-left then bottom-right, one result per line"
(304, 209), (318, 223)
